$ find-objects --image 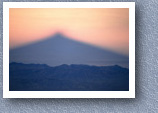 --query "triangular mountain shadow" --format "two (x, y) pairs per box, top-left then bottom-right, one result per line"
(10, 33), (129, 68)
